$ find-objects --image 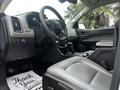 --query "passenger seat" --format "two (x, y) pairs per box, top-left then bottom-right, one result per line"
(43, 56), (112, 90)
